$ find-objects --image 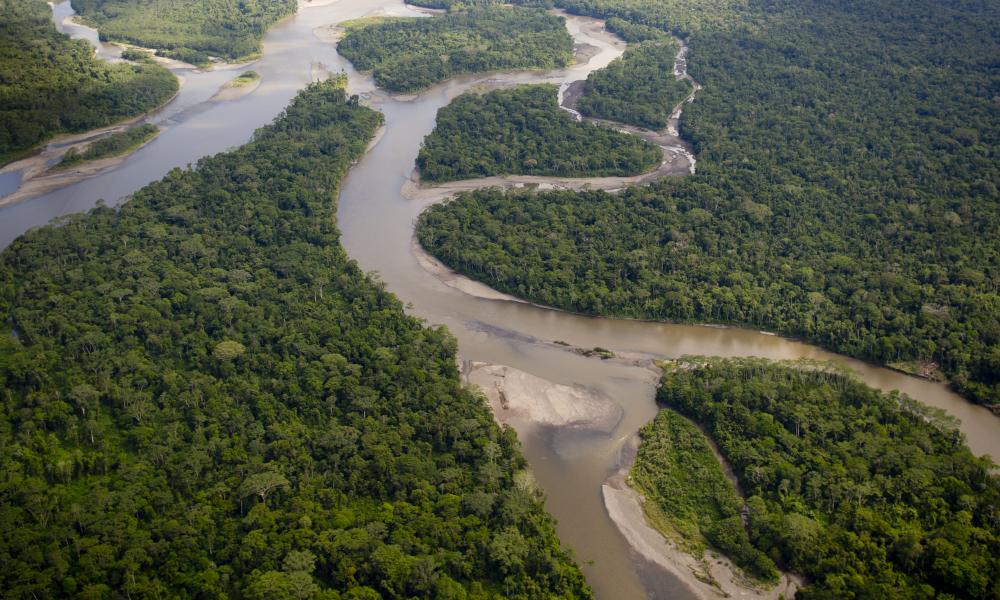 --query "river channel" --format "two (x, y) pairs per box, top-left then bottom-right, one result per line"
(3, 1), (998, 598)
